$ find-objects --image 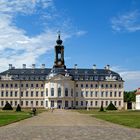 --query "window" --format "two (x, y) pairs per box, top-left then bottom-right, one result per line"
(58, 88), (61, 97)
(110, 92), (112, 97)
(114, 91), (117, 97)
(86, 101), (88, 106)
(106, 92), (108, 97)
(1, 84), (4, 88)
(31, 91), (33, 97)
(10, 101), (12, 106)
(65, 88), (68, 96)
(21, 91), (23, 97)
(86, 84), (88, 88)
(31, 101), (33, 106)
(81, 84), (83, 88)
(101, 92), (104, 97)
(1, 91), (4, 97)
(119, 92), (121, 97)
(51, 100), (54, 107)
(76, 84), (78, 87)
(106, 101), (108, 106)
(31, 84), (34, 88)
(41, 91), (43, 97)
(114, 84), (117, 88)
(106, 84), (108, 88)
(95, 91), (98, 97)
(26, 84), (28, 88)
(101, 84), (104, 88)
(1, 101), (4, 106)
(90, 91), (93, 97)
(119, 101), (121, 106)
(36, 91), (38, 97)
(76, 92), (78, 97)
(36, 101), (38, 106)
(15, 101), (17, 106)
(6, 84), (8, 88)
(101, 101), (104, 106)
(119, 84), (121, 88)
(41, 101), (43, 106)
(15, 83), (18, 88)
(114, 101), (117, 106)
(21, 84), (23, 87)
(15, 91), (17, 97)
(26, 101), (28, 106)
(51, 88), (54, 96)
(26, 91), (28, 97)
(91, 84), (93, 88)
(21, 101), (23, 106)
(36, 84), (38, 88)
(81, 91), (83, 97)
(71, 89), (73, 97)
(95, 101), (98, 106)
(6, 91), (8, 97)
(10, 84), (13, 88)
(76, 101), (78, 106)
(81, 101), (83, 106)
(10, 91), (13, 97)
(46, 88), (48, 96)
(46, 101), (48, 107)
(65, 101), (68, 107)
(41, 84), (44, 88)
(90, 101), (93, 106)
(95, 84), (98, 88)
(86, 91), (88, 97)
(110, 84), (112, 88)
